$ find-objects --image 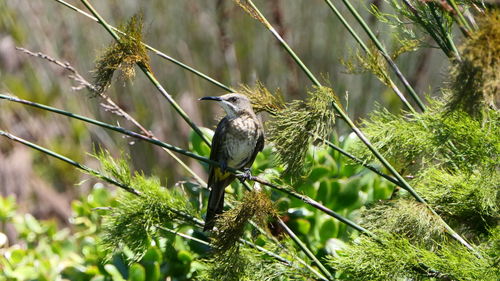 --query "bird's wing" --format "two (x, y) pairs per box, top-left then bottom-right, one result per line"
(207, 116), (230, 187)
